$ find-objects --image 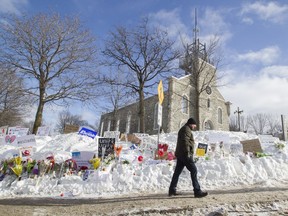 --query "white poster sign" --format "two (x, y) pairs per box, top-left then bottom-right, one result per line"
(104, 131), (120, 142)
(72, 151), (95, 169)
(36, 126), (50, 136)
(16, 134), (36, 147)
